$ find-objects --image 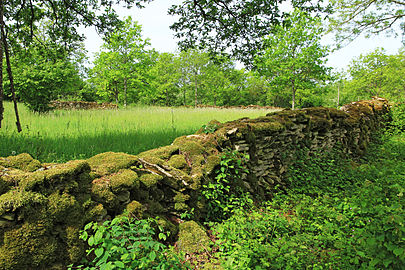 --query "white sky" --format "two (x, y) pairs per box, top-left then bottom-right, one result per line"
(82, 0), (404, 71)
